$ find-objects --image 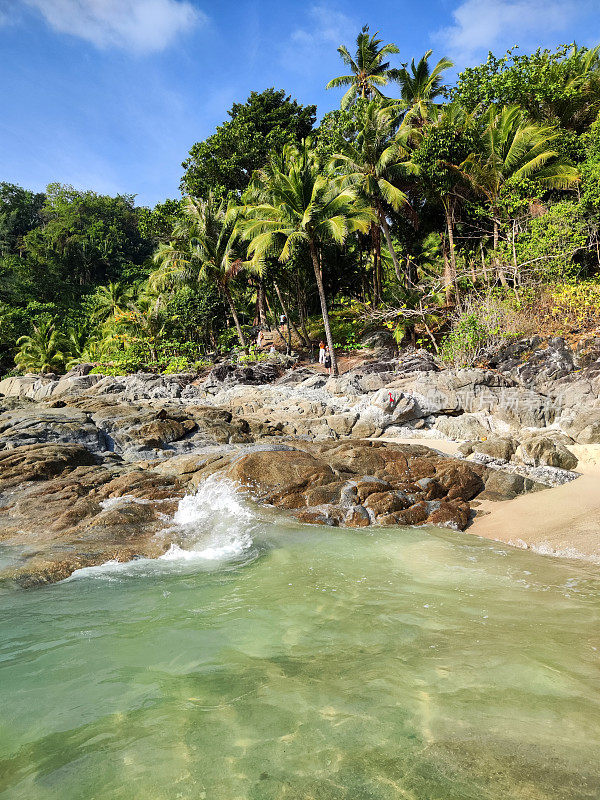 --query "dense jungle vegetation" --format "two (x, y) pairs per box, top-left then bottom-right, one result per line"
(2, 30), (600, 377)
